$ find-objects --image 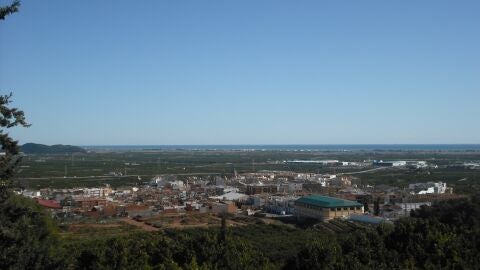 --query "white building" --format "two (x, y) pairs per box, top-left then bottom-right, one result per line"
(20, 190), (41, 198)
(287, 160), (339, 165)
(150, 176), (167, 187)
(265, 196), (298, 215)
(168, 180), (186, 190)
(83, 187), (111, 198)
(373, 160), (407, 167)
(405, 161), (429, 168)
(409, 182), (447, 194)
(214, 192), (247, 201)
(308, 174), (332, 187)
